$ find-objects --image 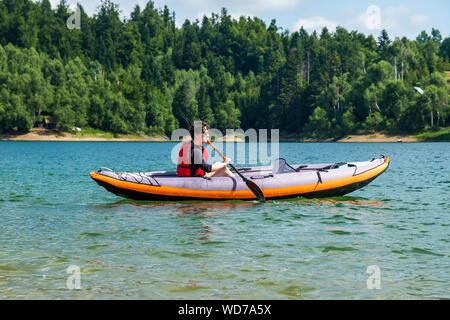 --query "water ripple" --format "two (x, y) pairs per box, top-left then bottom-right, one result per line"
(0, 141), (449, 299)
